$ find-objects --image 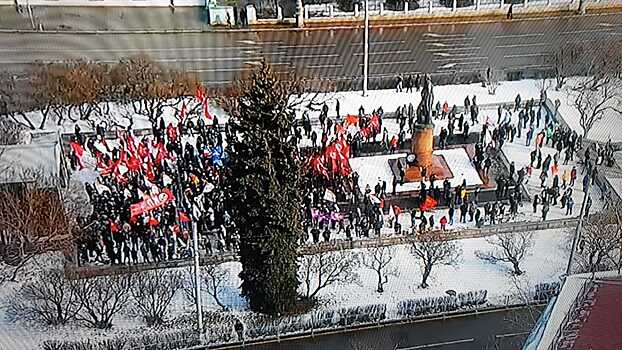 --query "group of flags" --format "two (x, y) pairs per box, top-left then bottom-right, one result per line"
(309, 137), (352, 178)
(195, 85), (213, 121)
